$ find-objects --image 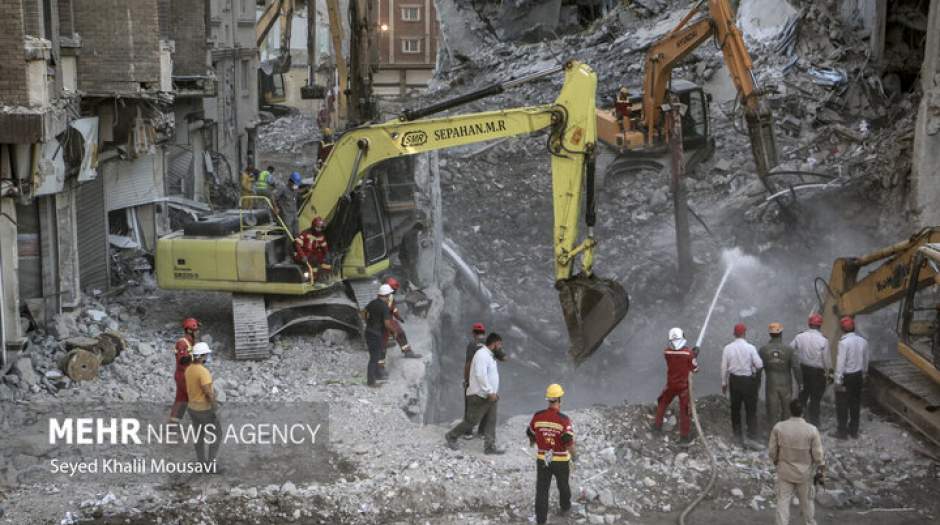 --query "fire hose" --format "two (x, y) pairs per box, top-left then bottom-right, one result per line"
(678, 372), (718, 525)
